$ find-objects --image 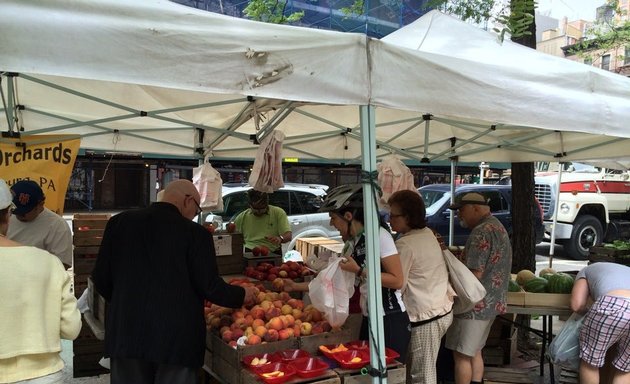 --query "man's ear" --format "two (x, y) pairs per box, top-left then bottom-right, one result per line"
(343, 211), (353, 222)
